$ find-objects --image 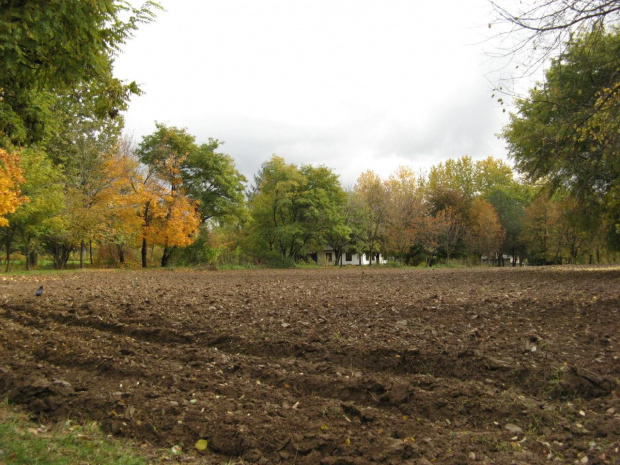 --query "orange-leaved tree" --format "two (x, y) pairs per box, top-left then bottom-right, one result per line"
(384, 166), (427, 263)
(466, 197), (505, 265)
(135, 125), (201, 267)
(0, 148), (27, 227)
